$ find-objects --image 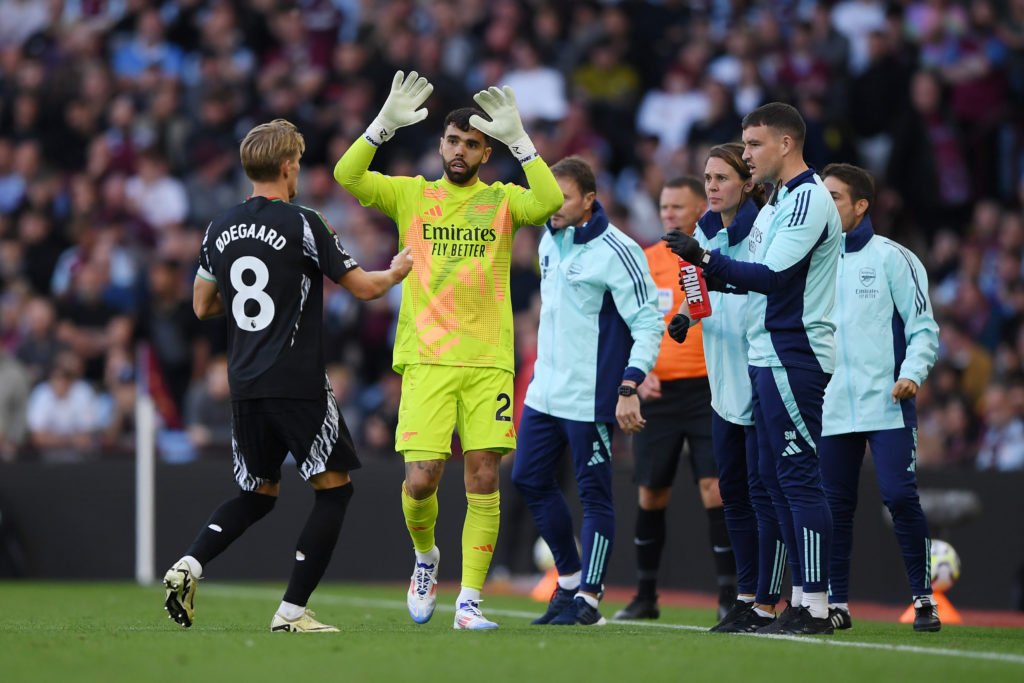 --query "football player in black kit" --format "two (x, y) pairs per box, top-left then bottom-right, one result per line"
(162, 119), (413, 633)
